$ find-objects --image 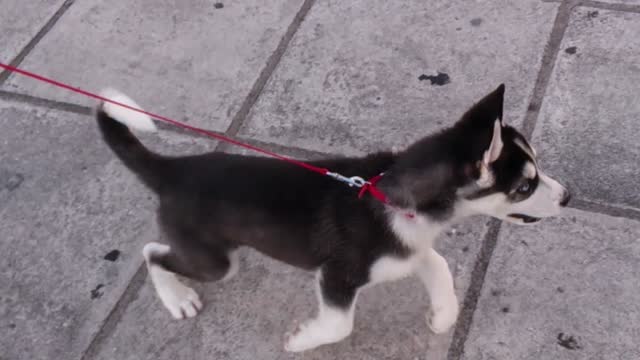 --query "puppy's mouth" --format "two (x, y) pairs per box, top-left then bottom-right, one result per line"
(508, 214), (541, 223)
